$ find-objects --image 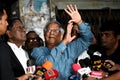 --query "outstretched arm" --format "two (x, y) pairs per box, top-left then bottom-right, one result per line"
(101, 71), (120, 80)
(63, 4), (82, 45)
